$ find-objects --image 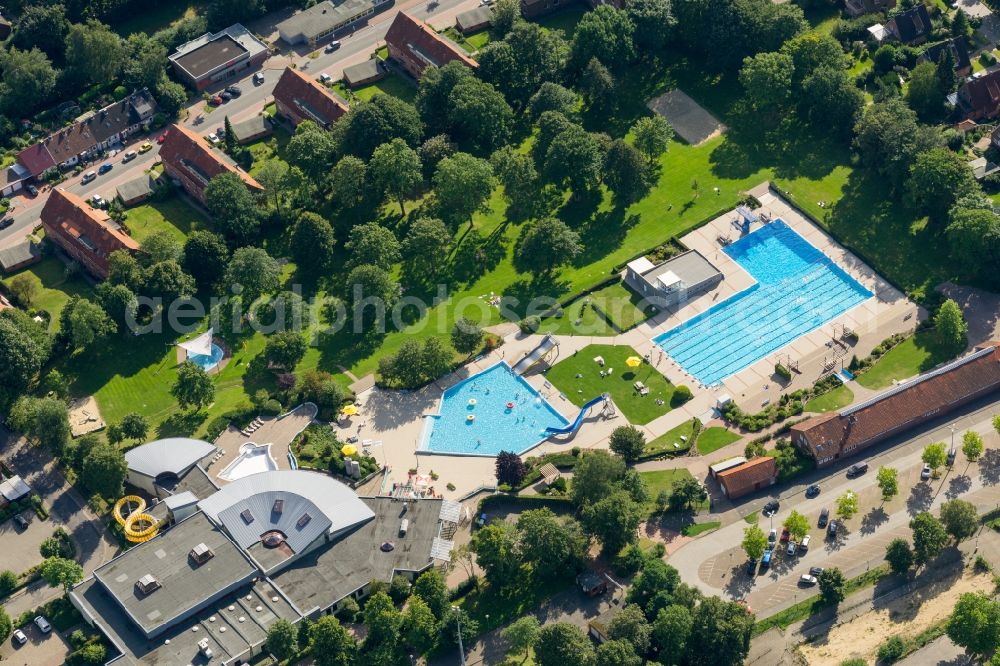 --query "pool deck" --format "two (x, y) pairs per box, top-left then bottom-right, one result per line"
(343, 184), (921, 500)
(206, 403), (318, 484)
